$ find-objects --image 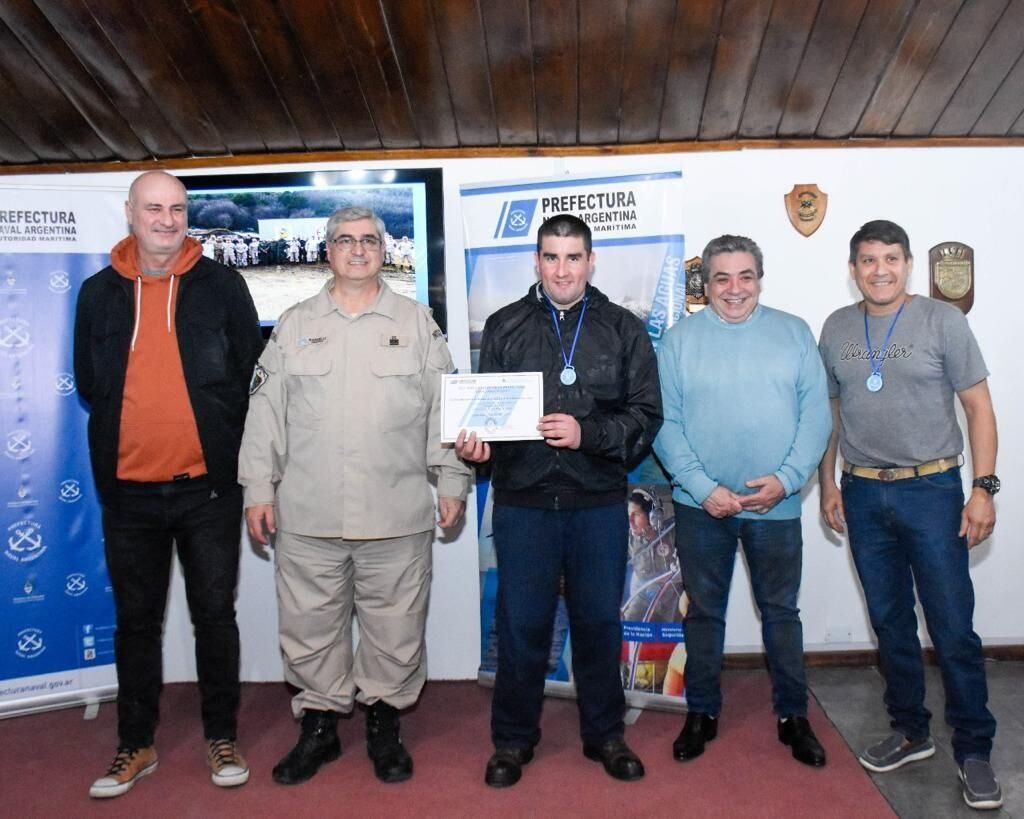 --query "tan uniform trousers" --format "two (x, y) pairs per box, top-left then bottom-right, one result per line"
(275, 528), (433, 716)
